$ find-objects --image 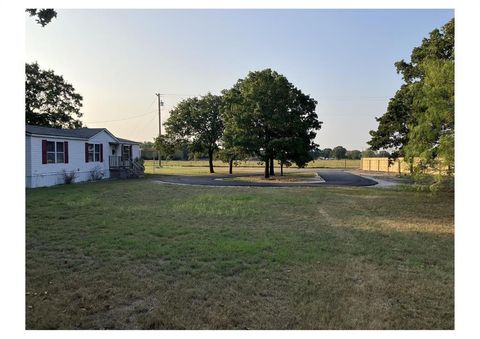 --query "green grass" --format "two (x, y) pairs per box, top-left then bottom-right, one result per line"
(143, 159), (359, 176)
(144, 165), (265, 176)
(26, 177), (454, 329)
